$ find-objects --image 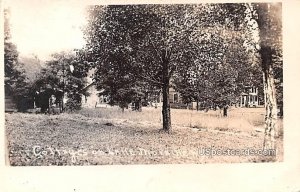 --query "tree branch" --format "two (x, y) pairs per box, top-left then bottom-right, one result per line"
(136, 73), (163, 86)
(169, 62), (178, 79)
(127, 68), (163, 87)
(147, 34), (163, 64)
